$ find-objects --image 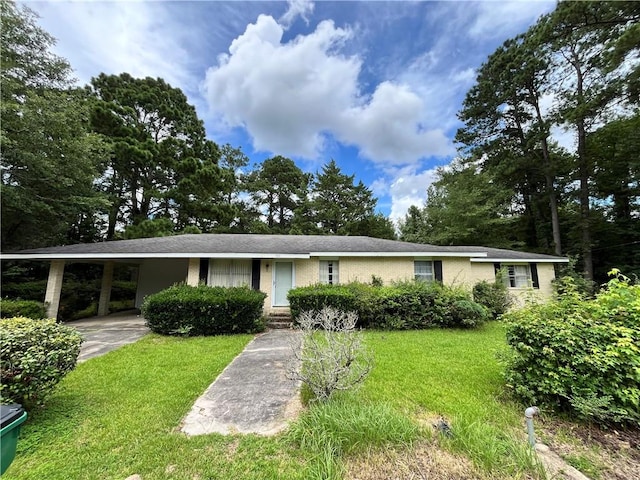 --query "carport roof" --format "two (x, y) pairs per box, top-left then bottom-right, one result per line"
(1, 234), (568, 262)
